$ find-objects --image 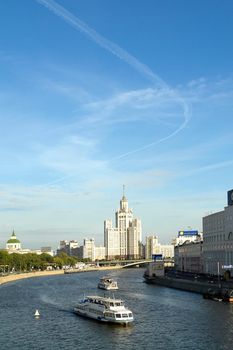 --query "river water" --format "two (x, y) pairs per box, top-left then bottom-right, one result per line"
(0, 268), (232, 350)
